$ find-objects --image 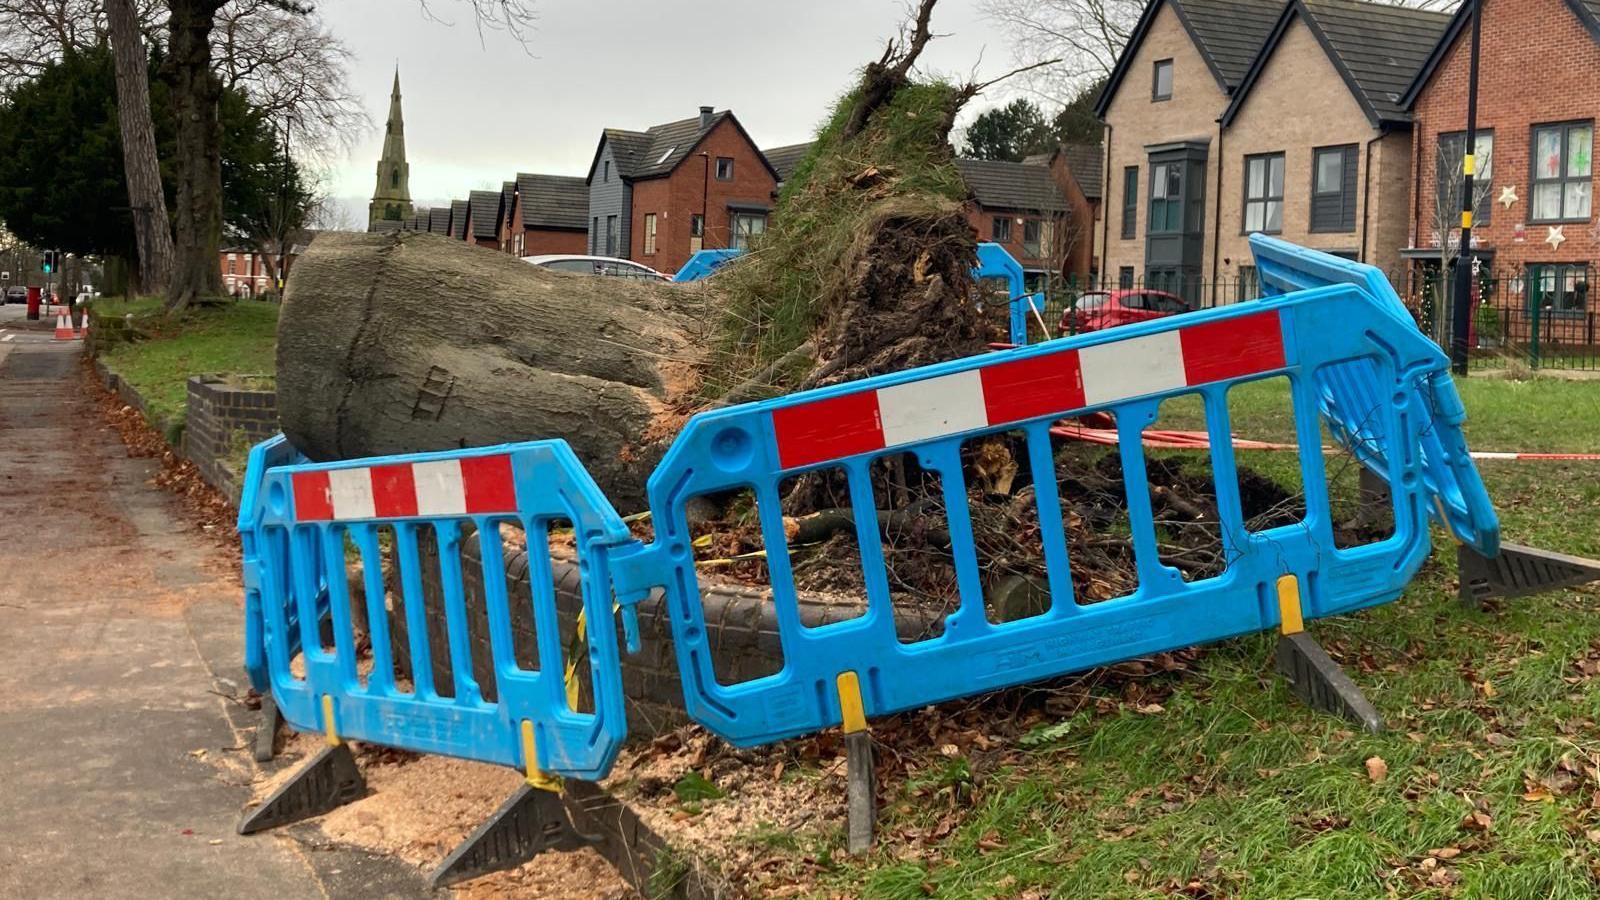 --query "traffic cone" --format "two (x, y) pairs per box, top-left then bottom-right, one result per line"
(52, 312), (74, 341)
(77, 310), (89, 340)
